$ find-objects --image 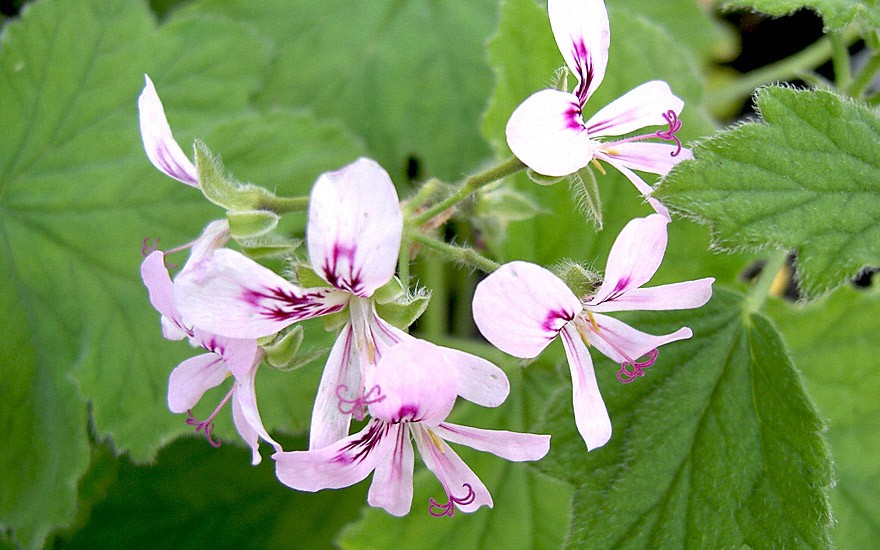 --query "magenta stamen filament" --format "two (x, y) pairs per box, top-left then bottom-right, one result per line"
(141, 237), (160, 257)
(185, 384), (237, 448)
(336, 384), (385, 420)
(428, 483), (476, 517)
(601, 109), (683, 157)
(617, 348), (659, 384)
